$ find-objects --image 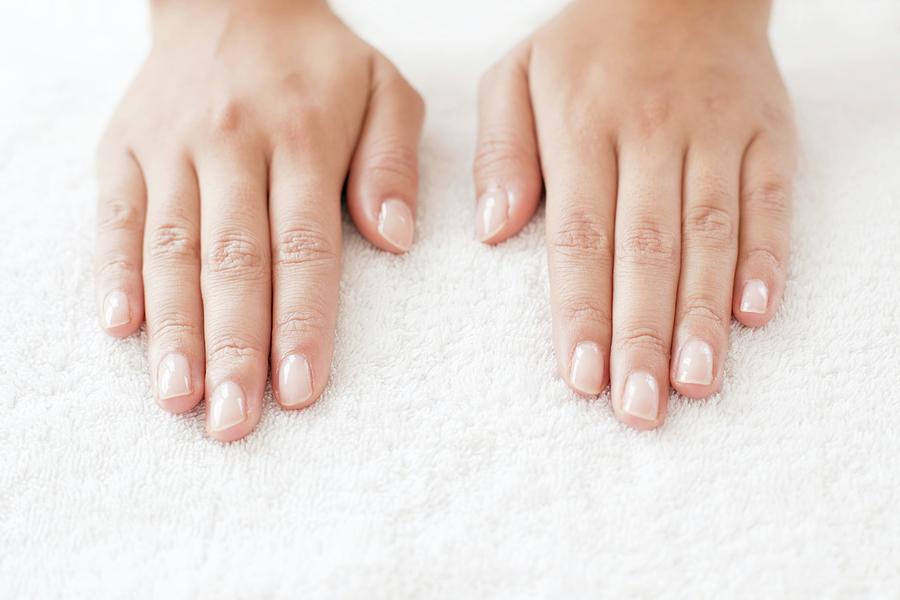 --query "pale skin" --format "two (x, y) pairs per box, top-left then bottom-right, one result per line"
(96, 0), (424, 442)
(97, 0), (794, 439)
(474, 0), (795, 428)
